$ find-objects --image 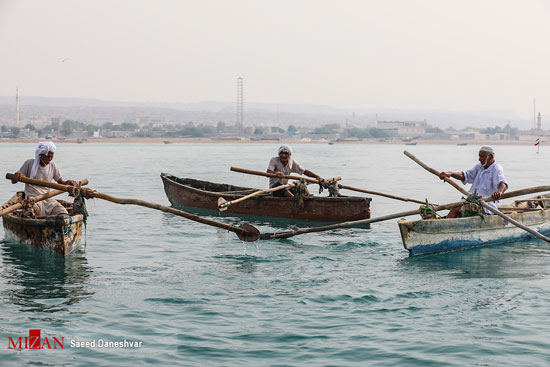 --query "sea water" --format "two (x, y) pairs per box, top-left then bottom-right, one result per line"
(1, 143), (549, 366)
